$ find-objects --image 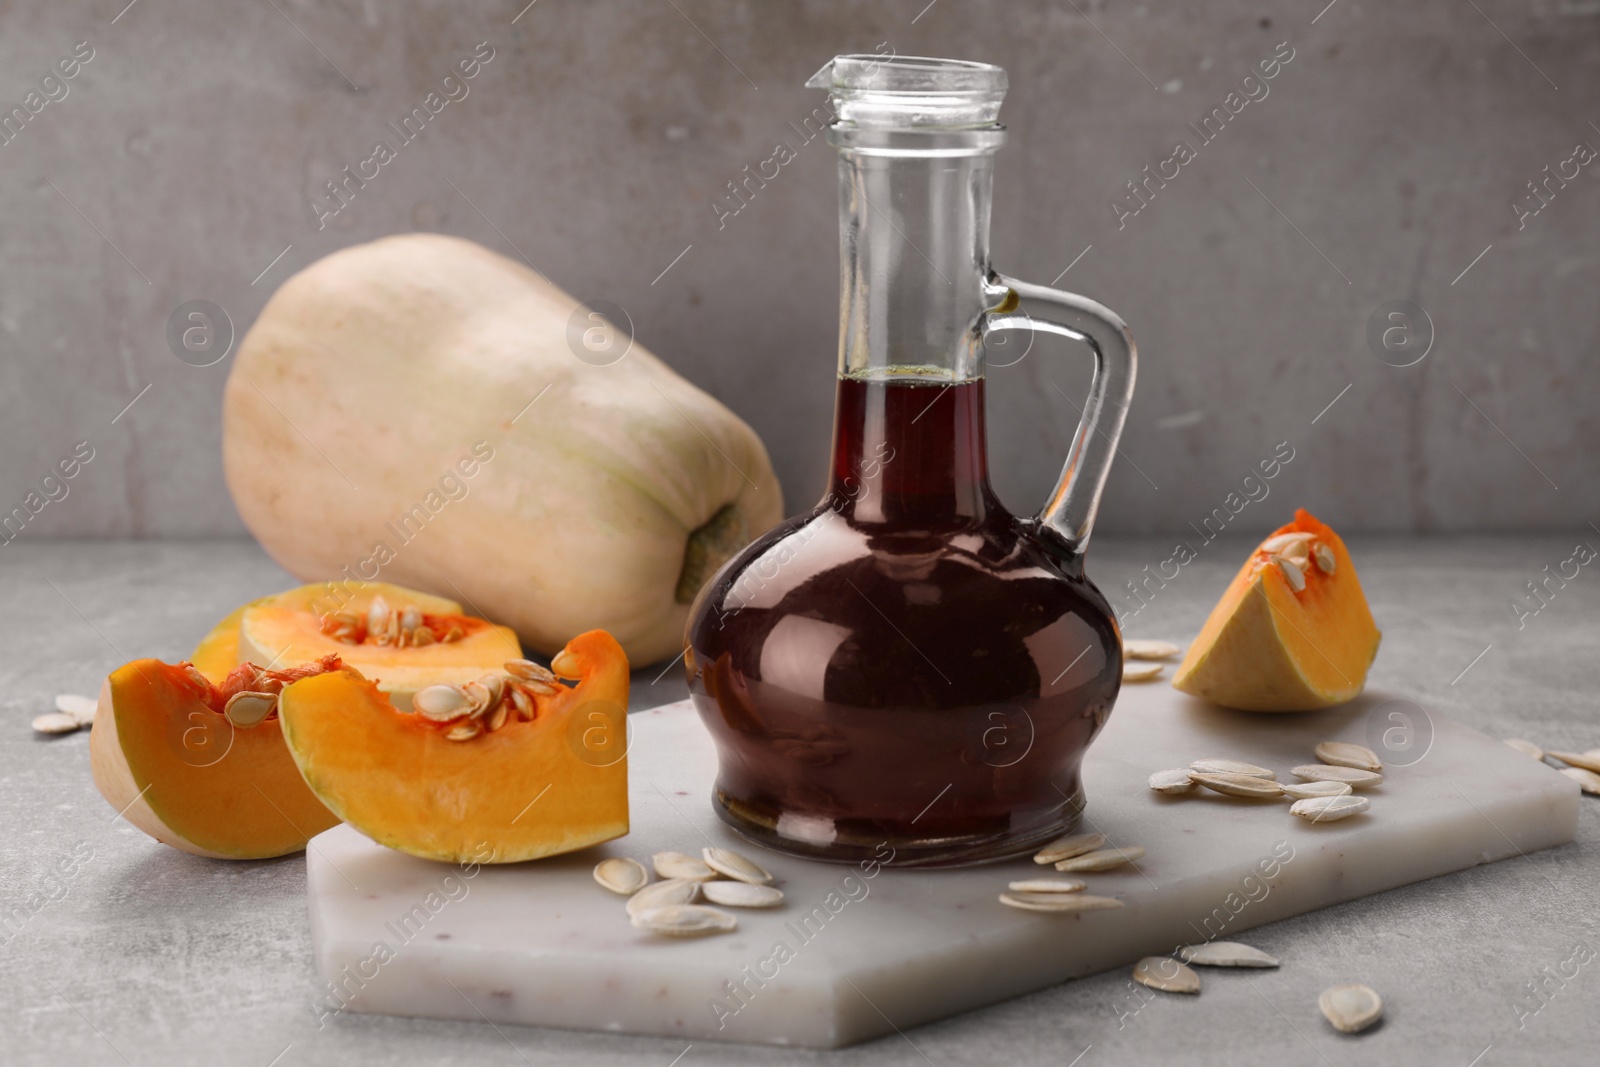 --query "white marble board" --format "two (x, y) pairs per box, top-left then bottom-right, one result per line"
(306, 687), (1578, 1048)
